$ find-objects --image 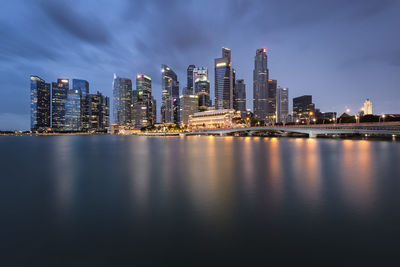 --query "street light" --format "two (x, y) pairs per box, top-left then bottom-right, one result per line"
(380, 114), (386, 123)
(296, 119), (299, 125)
(313, 118), (316, 124)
